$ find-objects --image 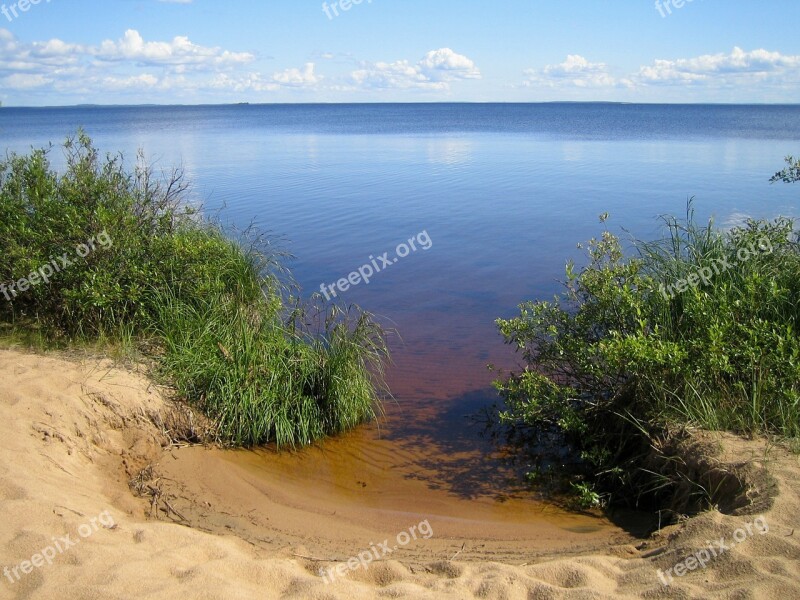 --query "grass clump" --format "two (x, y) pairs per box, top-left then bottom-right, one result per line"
(495, 202), (800, 510)
(0, 132), (388, 447)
